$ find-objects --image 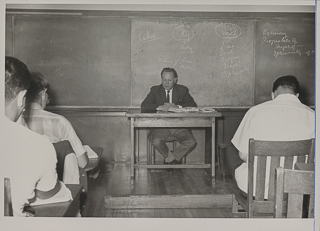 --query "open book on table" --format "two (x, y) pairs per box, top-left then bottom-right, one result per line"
(157, 105), (216, 113)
